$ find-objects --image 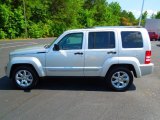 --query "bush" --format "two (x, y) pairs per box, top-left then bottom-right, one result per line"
(52, 22), (67, 37)
(28, 23), (43, 38)
(0, 29), (7, 39)
(42, 20), (54, 37)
